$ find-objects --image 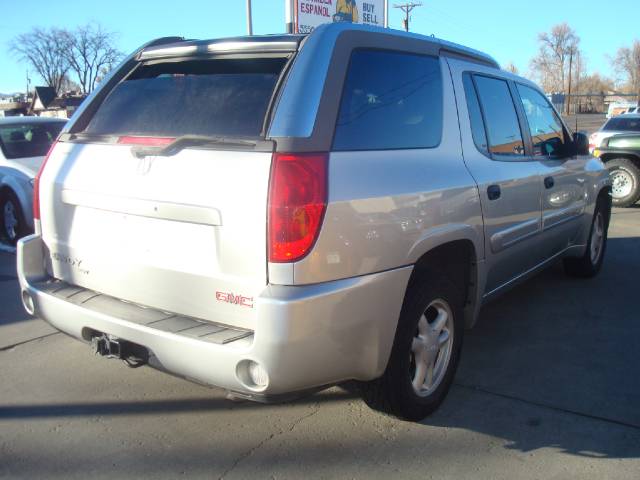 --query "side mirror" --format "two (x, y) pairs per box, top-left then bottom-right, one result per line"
(573, 132), (589, 156)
